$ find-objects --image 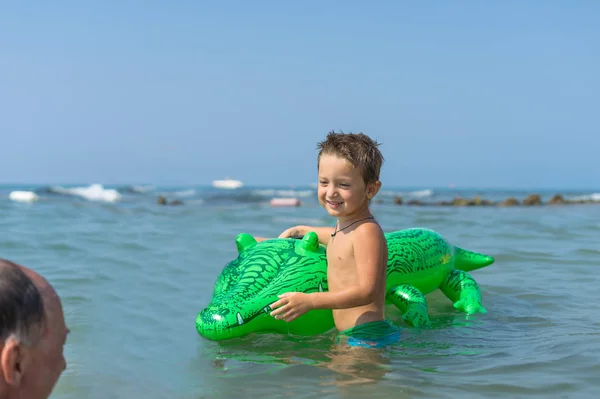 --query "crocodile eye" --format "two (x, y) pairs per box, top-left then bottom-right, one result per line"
(218, 308), (230, 316)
